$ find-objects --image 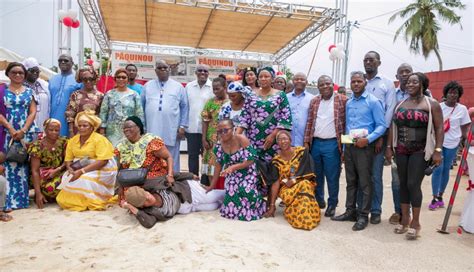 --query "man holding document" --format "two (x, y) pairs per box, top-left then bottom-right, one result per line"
(332, 71), (386, 231)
